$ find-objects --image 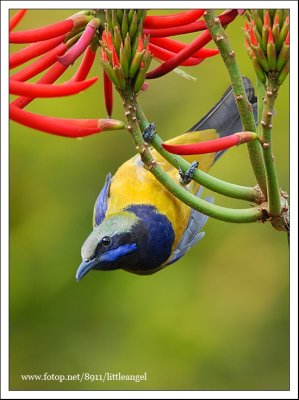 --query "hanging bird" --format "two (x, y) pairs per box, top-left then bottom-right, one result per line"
(76, 78), (257, 280)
